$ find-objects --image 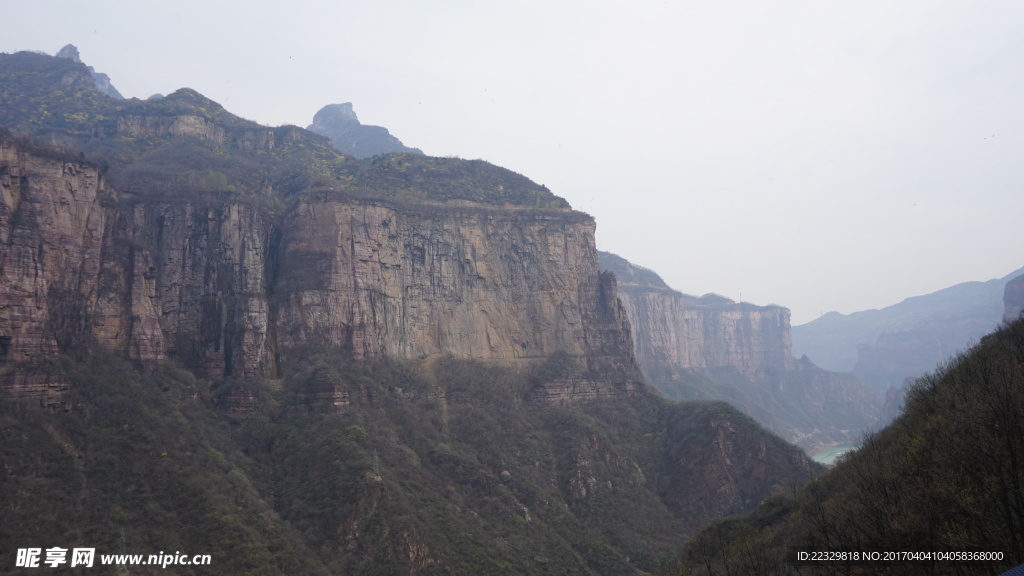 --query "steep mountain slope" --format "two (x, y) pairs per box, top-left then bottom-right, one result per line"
(0, 49), (824, 573)
(0, 347), (820, 575)
(55, 43), (124, 99)
(793, 267), (1024, 393)
(600, 252), (879, 453)
(674, 317), (1024, 575)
